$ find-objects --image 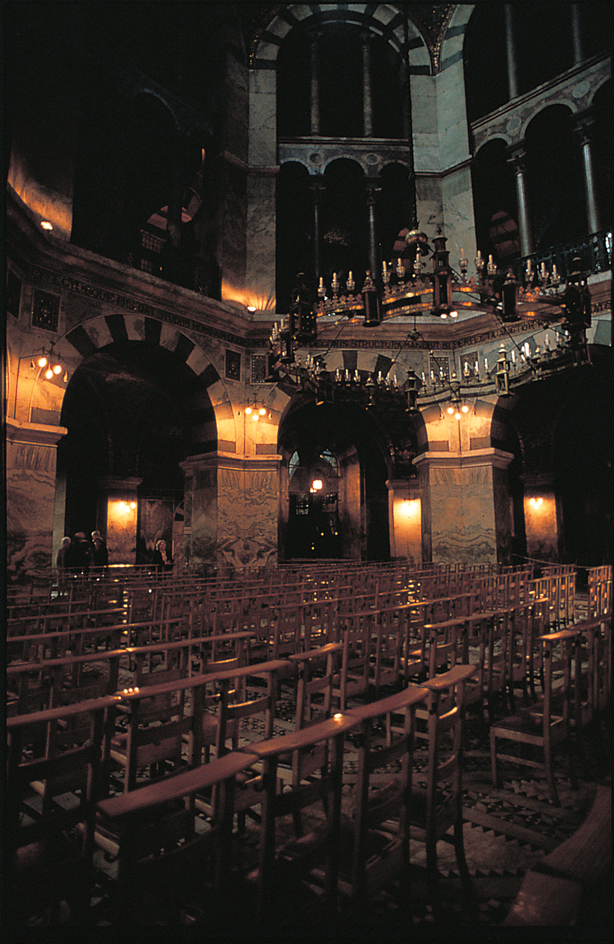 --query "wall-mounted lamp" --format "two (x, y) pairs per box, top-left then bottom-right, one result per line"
(310, 479), (324, 493)
(12, 348), (70, 419)
(245, 405), (267, 422)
